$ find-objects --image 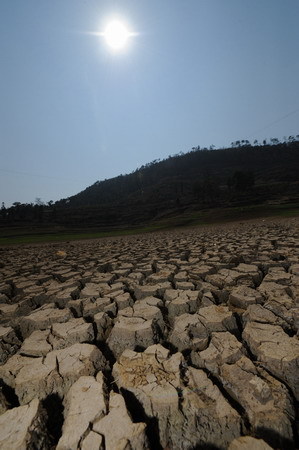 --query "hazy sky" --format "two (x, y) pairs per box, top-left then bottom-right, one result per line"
(1, 0), (298, 206)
